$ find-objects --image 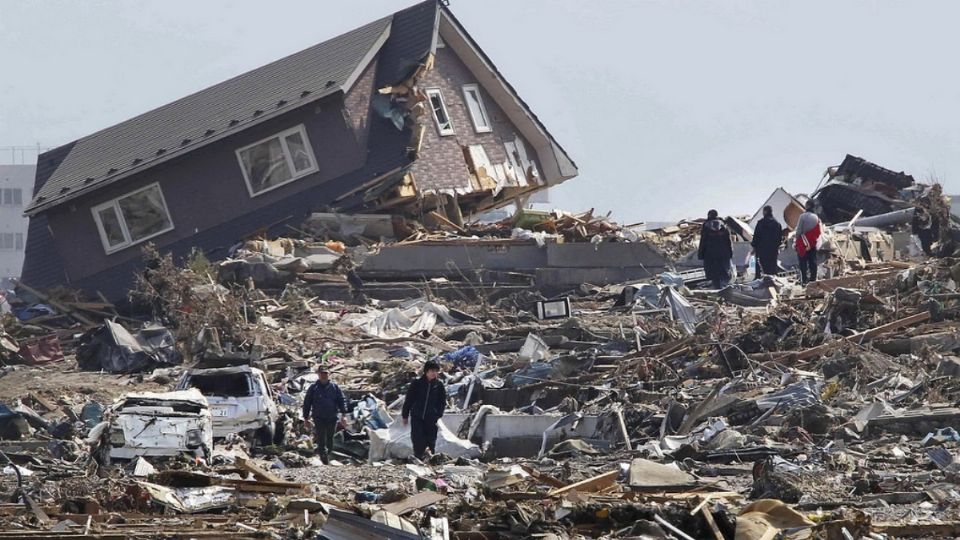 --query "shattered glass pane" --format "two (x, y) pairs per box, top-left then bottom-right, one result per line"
(284, 131), (314, 173)
(97, 205), (126, 247)
(240, 137), (292, 193)
(118, 185), (172, 242)
(429, 92), (453, 134)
